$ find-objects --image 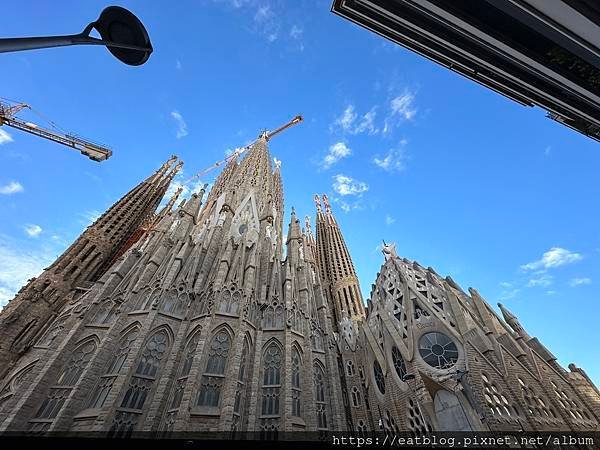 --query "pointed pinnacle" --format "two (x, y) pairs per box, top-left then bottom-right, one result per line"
(314, 194), (322, 212)
(497, 302), (518, 322)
